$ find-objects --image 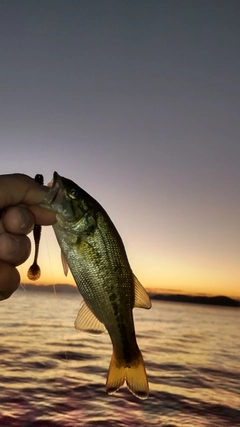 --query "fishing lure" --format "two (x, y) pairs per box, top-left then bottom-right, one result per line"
(27, 174), (44, 280)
